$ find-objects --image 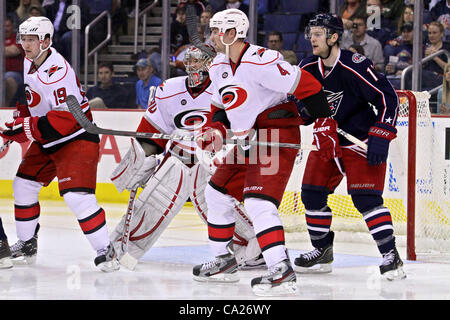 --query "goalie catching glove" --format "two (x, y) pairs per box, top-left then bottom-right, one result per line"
(367, 122), (397, 166)
(0, 116), (42, 143)
(110, 138), (160, 192)
(312, 117), (342, 161)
